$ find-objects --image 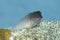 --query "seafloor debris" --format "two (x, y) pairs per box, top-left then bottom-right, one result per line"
(0, 29), (11, 40)
(12, 20), (60, 40)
